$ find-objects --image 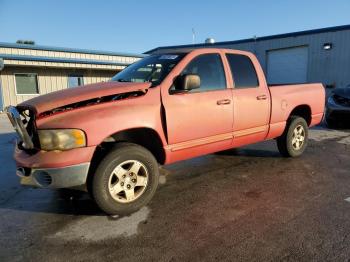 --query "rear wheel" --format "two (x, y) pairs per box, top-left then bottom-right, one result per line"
(277, 116), (308, 157)
(92, 143), (159, 215)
